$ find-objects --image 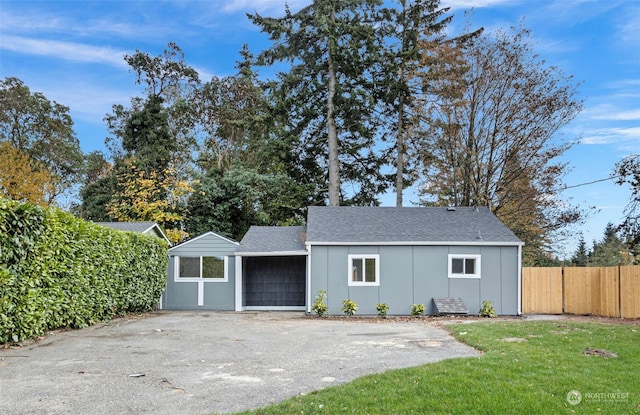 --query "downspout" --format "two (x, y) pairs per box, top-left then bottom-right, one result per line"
(517, 244), (522, 315)
(306, 243), (312, 314)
